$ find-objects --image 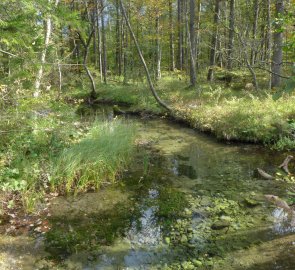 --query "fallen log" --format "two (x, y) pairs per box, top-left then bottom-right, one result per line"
(257, 168), (274, 180)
